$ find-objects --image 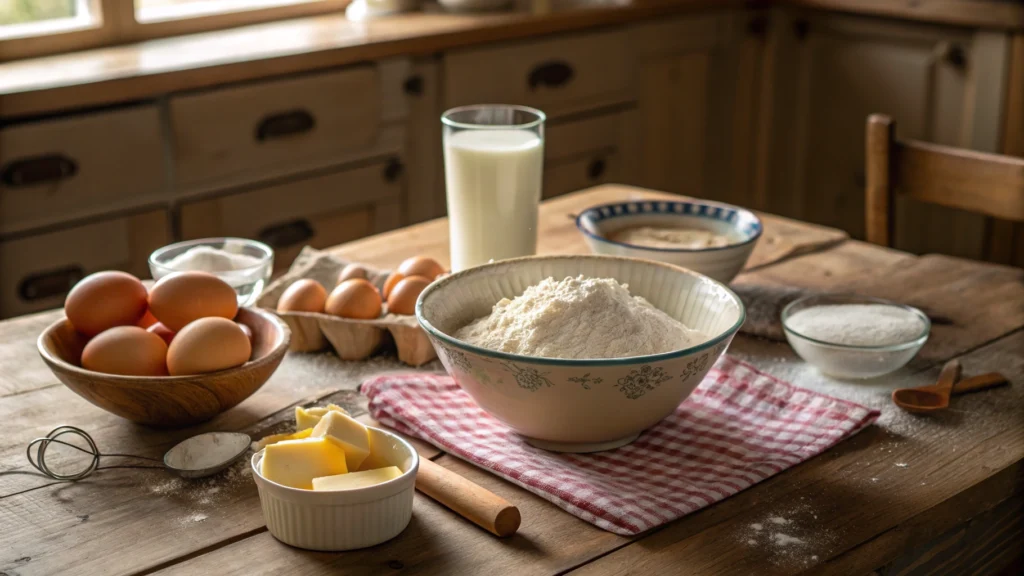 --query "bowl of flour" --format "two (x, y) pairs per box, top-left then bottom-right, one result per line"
(416, 255), (745, 453)
(782, 294), (930, 379)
